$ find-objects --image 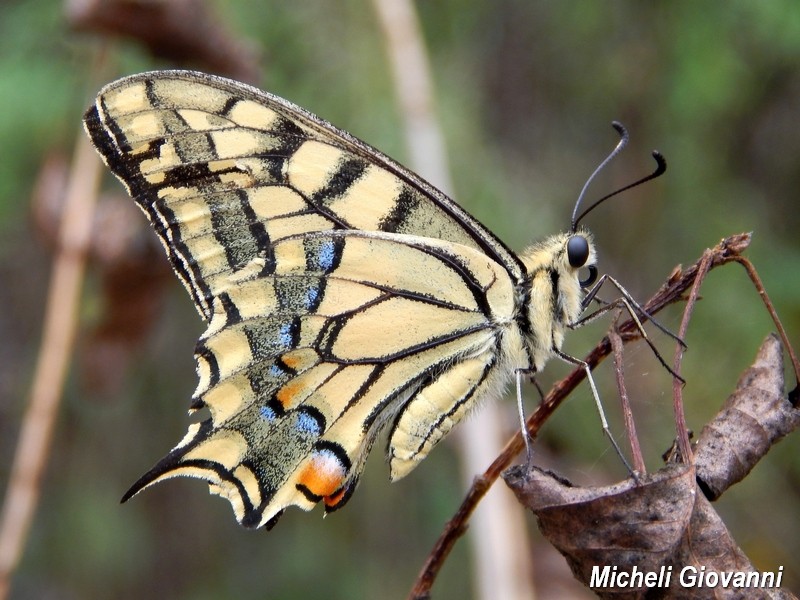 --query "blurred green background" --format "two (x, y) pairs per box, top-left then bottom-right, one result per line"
(1, 0), (798, 598)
